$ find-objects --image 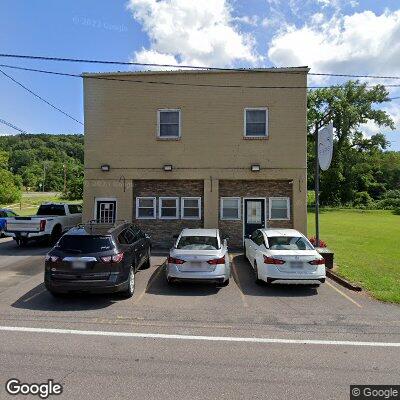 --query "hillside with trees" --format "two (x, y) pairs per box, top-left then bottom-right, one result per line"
(0, 134), (83, 203)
